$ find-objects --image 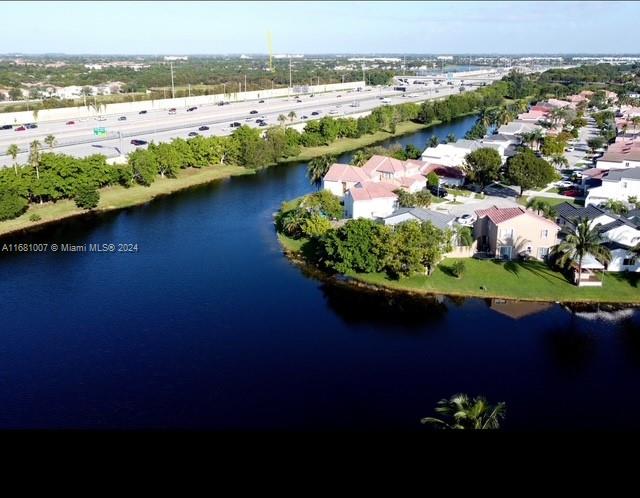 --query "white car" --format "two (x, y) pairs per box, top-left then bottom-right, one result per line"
(455, 214), (475, 226)
(556, 180), (575, 188)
